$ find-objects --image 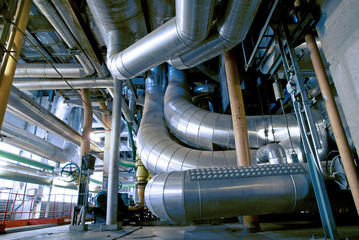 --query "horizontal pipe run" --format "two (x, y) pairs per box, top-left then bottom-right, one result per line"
(1, 121), (72, 163)
(0, 169), (77, 190)
(7, 86), (102, 154)
(50, 0), (107, 78)
(12, 78), (114, 90)
(0, 169), (52, 186)
(145, 163), (315, 222)
(164, 67), (328, 162)
(33, 0), (94, 75)
(0, 149), (54, 171)
(14, 64), (88, 78)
